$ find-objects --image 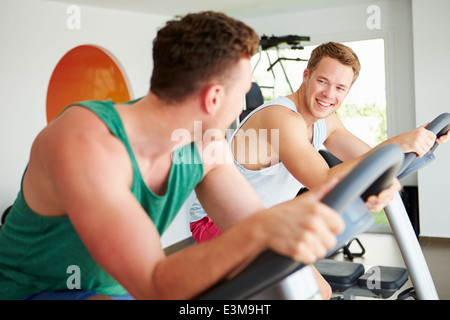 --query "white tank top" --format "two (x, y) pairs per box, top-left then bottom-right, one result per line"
(190, 96), (328, 299)
(190, 96), (327, 222)
(228, 96), (327, 208)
